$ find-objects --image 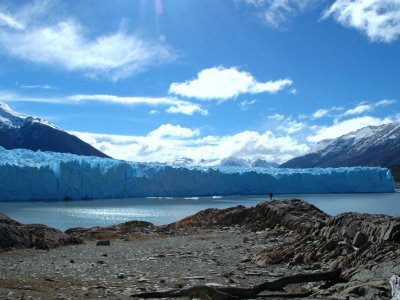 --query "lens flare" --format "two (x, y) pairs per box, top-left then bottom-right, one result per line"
(155, 0), (163, 16)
